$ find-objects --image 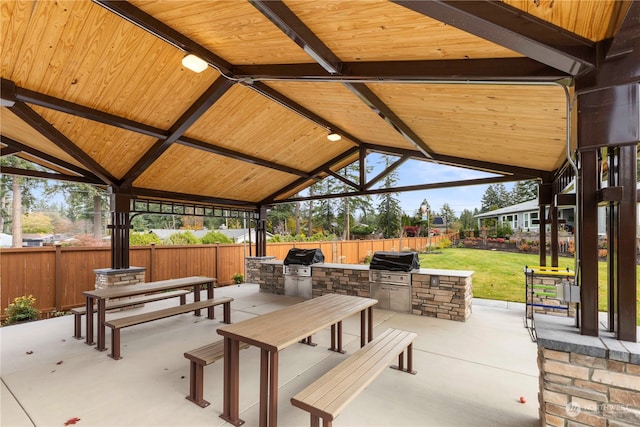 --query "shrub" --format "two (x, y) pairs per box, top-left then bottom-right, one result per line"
(201, 231), (233, 244)
(165, 231), (200, 245)
(351, 225), (375, 236)
(437, 237), (452, 249)
(4, 295), (40, 325)
(130, 231), (162, 246)
(231, 273), (244, 284)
